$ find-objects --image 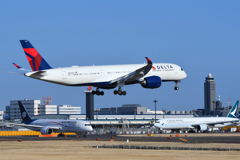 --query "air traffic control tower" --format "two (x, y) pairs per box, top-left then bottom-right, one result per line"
(85, 86), (94, 120)
(204, 73), (216, 115)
